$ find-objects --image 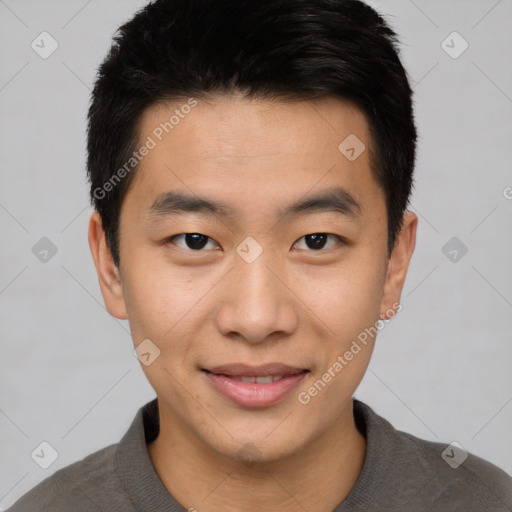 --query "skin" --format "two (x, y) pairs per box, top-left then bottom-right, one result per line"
(89, 93), (417, 512)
